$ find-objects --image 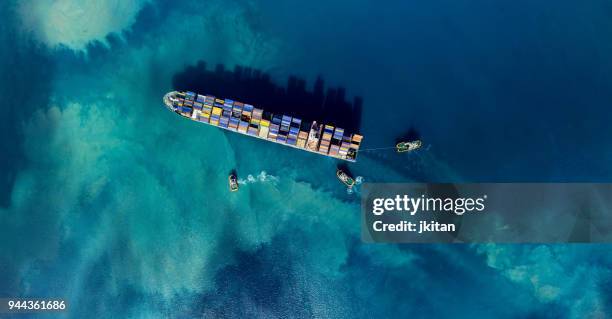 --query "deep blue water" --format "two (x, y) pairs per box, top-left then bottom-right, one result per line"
(1, 0), (612, 318)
